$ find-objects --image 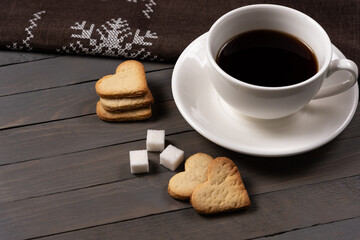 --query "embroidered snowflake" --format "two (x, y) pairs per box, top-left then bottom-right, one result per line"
(7, 10), (46, 50)
(57, 18), (159, 60)
(127, 0), (156, 19)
